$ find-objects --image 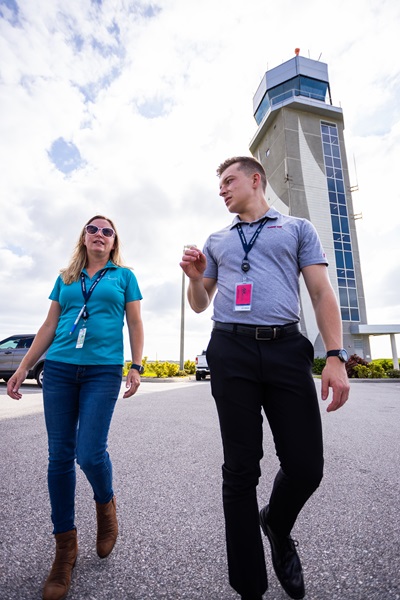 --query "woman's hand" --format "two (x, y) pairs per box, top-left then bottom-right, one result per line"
(7, 367), (29, 400)
(123, 368), (141, 398)
(6, 300), (60, 400)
